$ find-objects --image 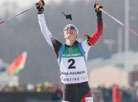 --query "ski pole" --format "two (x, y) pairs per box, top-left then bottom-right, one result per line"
(0, 6), (35, 25)
(100, 8), (138, 36)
